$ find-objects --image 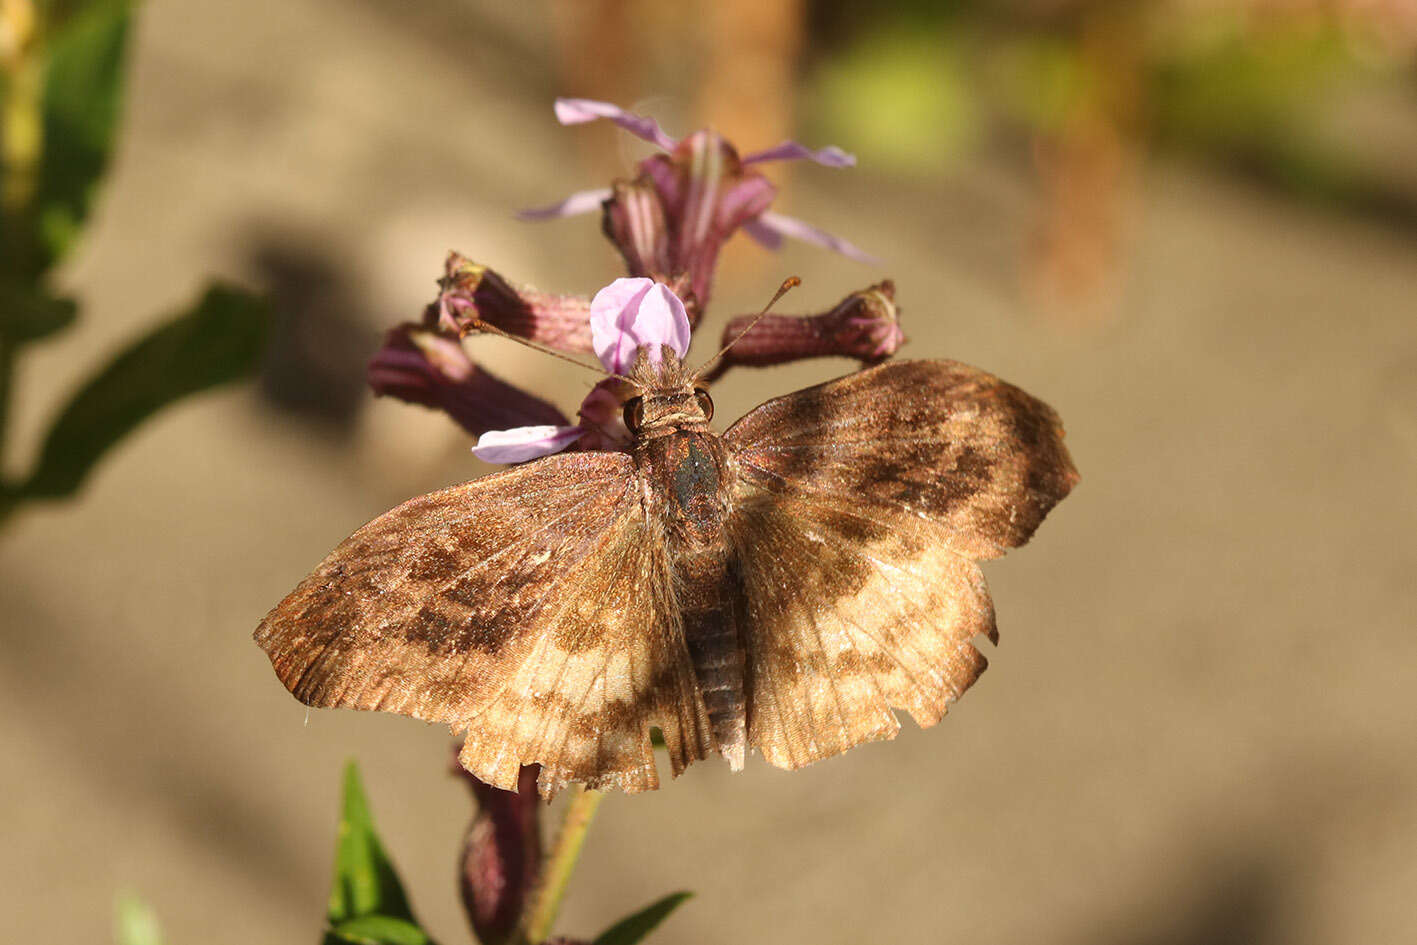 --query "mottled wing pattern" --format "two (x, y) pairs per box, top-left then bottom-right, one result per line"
(725, 359), (1078, 768)
(728, 493), (998, 767)
(254, 452), (711, 796)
